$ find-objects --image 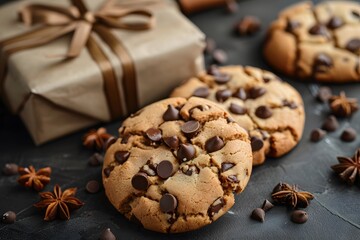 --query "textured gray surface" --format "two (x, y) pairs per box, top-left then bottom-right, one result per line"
(1, 0), (360, 239)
